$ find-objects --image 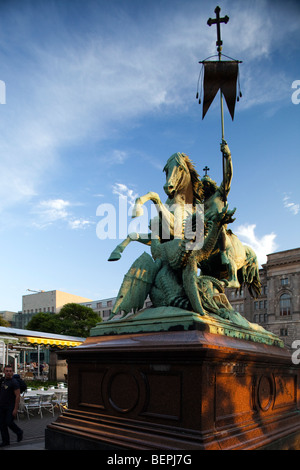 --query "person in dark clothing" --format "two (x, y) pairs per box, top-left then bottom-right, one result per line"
(0, 365), (23, 447)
